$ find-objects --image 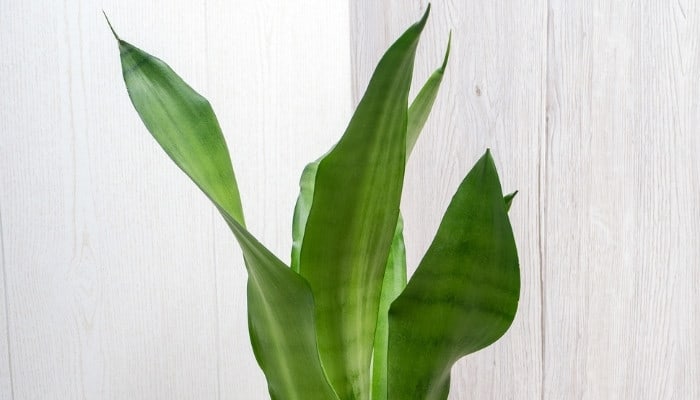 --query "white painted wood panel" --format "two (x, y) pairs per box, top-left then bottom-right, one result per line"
(1, 1), (221, 398)
(202, 1), (352, 399)
(0, 210), (12, 399)
(545, 1), (700, 398)
(351, 1), (546, 399)
(0, 0), (351, 399)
